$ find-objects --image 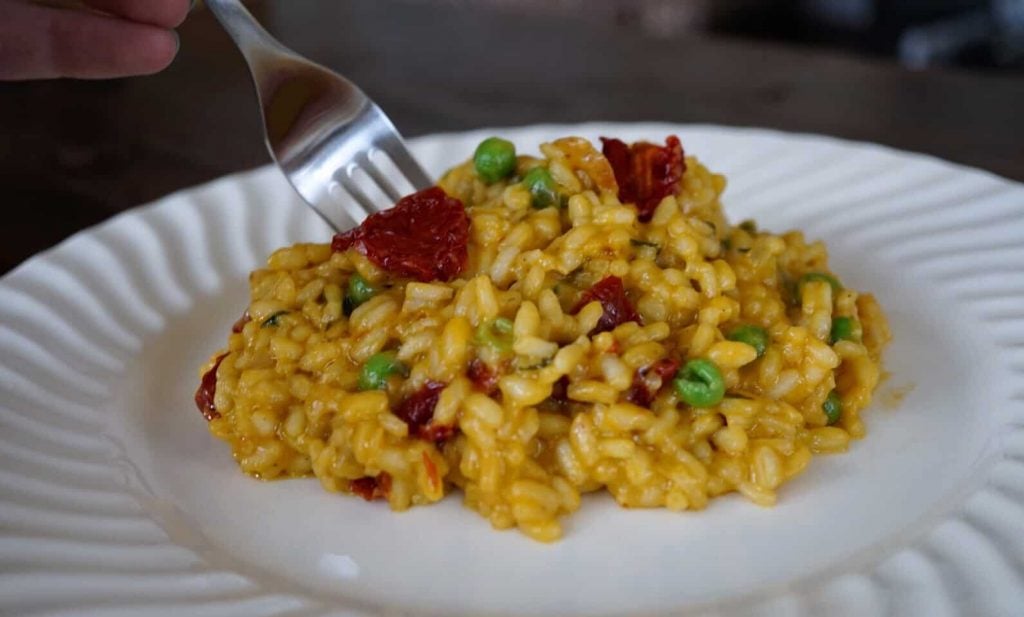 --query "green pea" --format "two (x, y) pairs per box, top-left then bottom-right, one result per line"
(798, 272), (843, 297)
(473, 137), (517, 183)
(476, 317), (514, 352)
(344, 274), (376, 315)
(673, 359), (726, 408)
(829, 316), (861, 344)
(738, 220), (757, 233)
(522, 167), (558, 209)
(727, 324), (769, 358)
(823, 390), (842, 425)
(261, 310), (289, 328)
(358, 351), (407, 391)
